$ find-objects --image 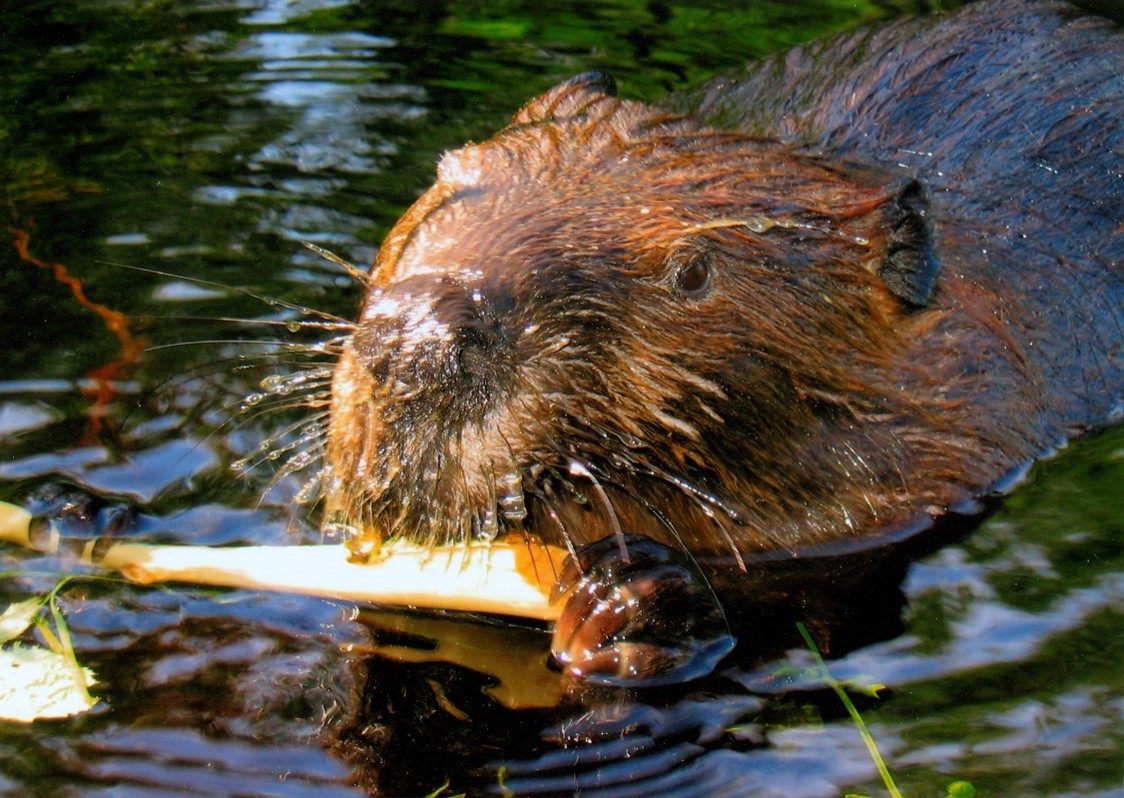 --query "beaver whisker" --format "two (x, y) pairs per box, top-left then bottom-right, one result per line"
(260, 372), (335, 397)
(633, 458), (746, 526)
(225, 354), (332, 436)
(232, 410), (330, 474)
(293, 468), (326, 507)
(697, 508), (748, 571)
(143, 345), (344, 415)
(233, 400), (331, 435)
(254, 369), (335, 399)
(580, 468), (733, 619)
(495, 431), (528, 524)
(146, 339), (340, 354)
(97, 263), (352, 515)
(300, 240), (368, 284)
(258, 438), (328, 508)
(633, 454), (798, 557)
(236, 387), (331, 419)
(526, 485), (581, 563)
(420, 445), (476, 546)
(567, 418), (761, 566)
(235, 350), (347, 368)
(528, 390), (789, 560)
(271, 432), (328, 468)
(593, 471), (683, 541)
(567, 459), (628, 562)
(110, 261), (354, 325)
(154, 352), (328, 436)
(143, 317), (356, 333)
